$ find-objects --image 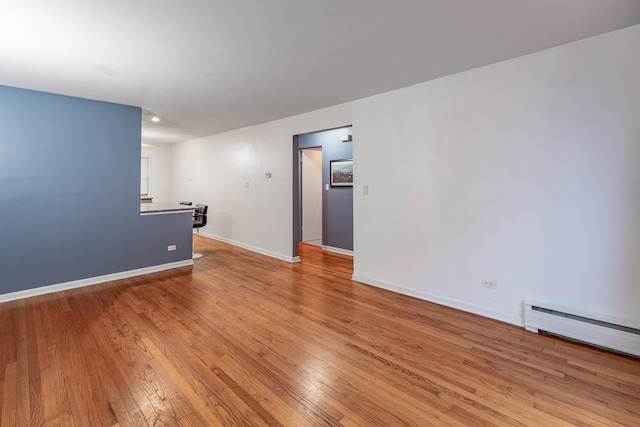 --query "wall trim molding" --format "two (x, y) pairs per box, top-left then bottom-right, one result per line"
(351, 274), (523, 327)
(322, 245), (353, 256)
(197, 232), (298, 263)
(0, 259), (194, 304)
